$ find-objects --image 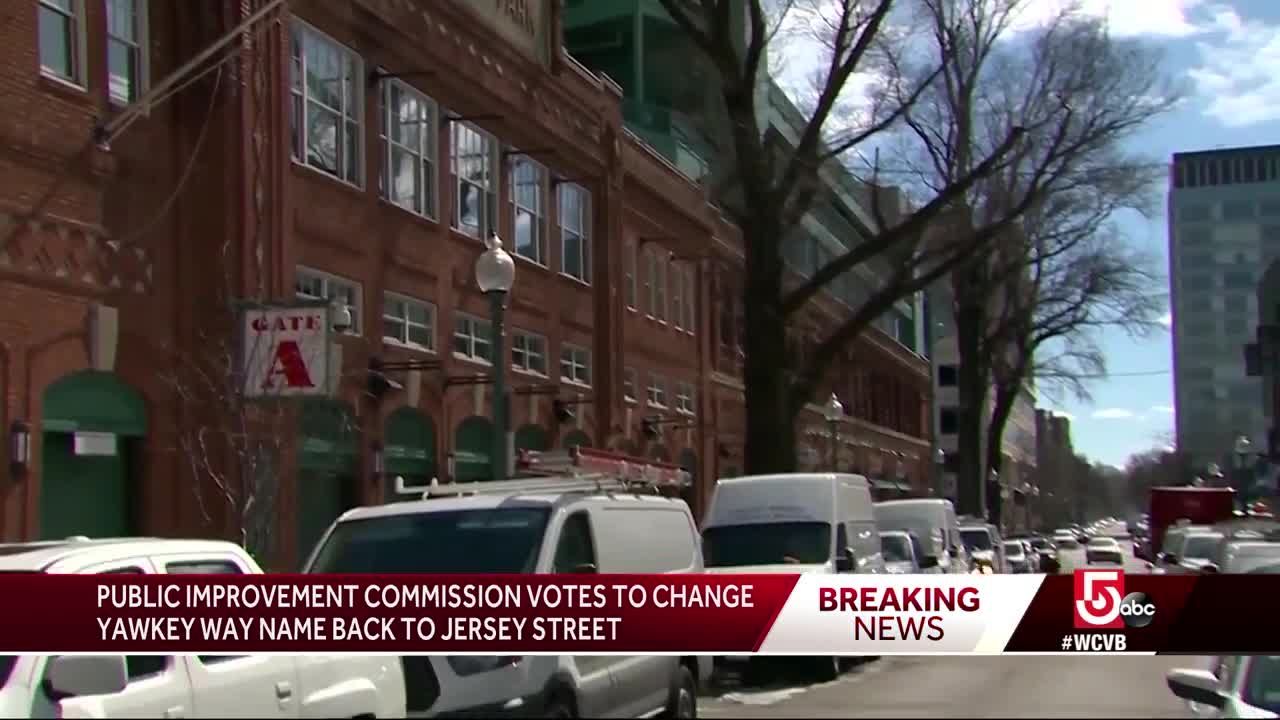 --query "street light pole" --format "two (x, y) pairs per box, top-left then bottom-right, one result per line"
(475, 234), (516, 482)
(824, 393), (844, 471)
(1233, 434), (1252, 511)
